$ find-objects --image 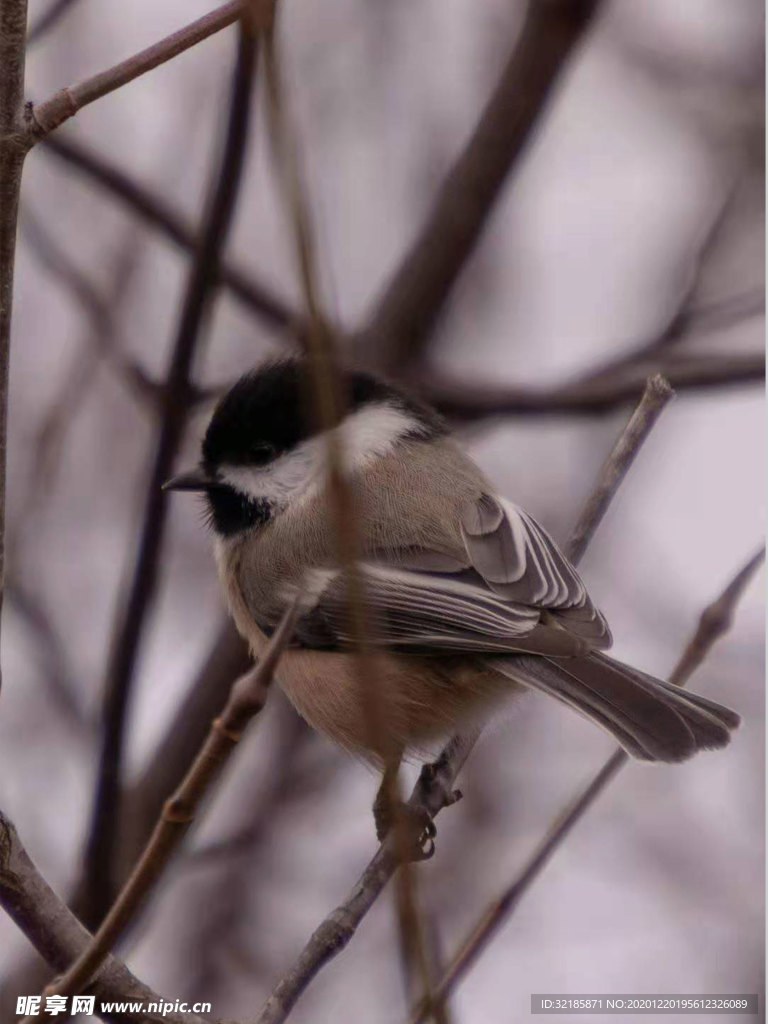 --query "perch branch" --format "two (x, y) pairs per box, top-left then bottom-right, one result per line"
(254, 376), (673, 1024)
(38, 598), (300, 1004)
(410, 547), (764, 1022)
(81, 22), (258, 927)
